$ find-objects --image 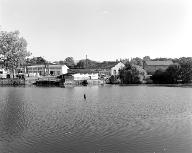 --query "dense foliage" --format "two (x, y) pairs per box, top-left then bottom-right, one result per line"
(63, 57), (75, 68)
(75, 59), (118, 69)
(130, 57), (143, 67)
(177, 57), (192, 83)
(0, 30), (31, 74)
(151, 65), (180, 84)
(119, 62), (147, 84)
(151, 59), (192, 84)
(26, 56), (46, 65)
